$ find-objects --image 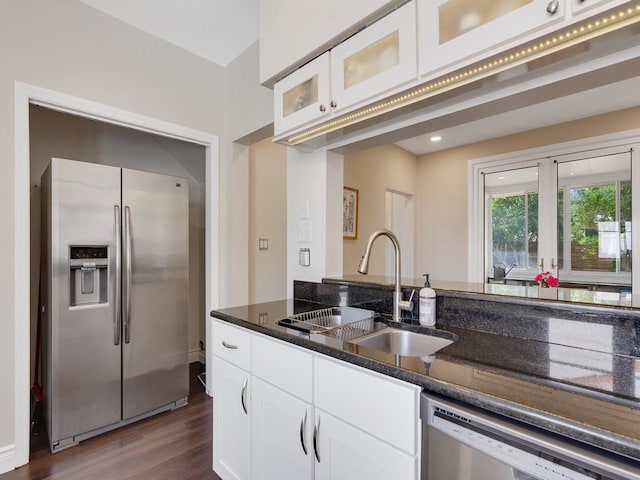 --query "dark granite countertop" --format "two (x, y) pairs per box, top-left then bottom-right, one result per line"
(211, 299), (640, 462)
